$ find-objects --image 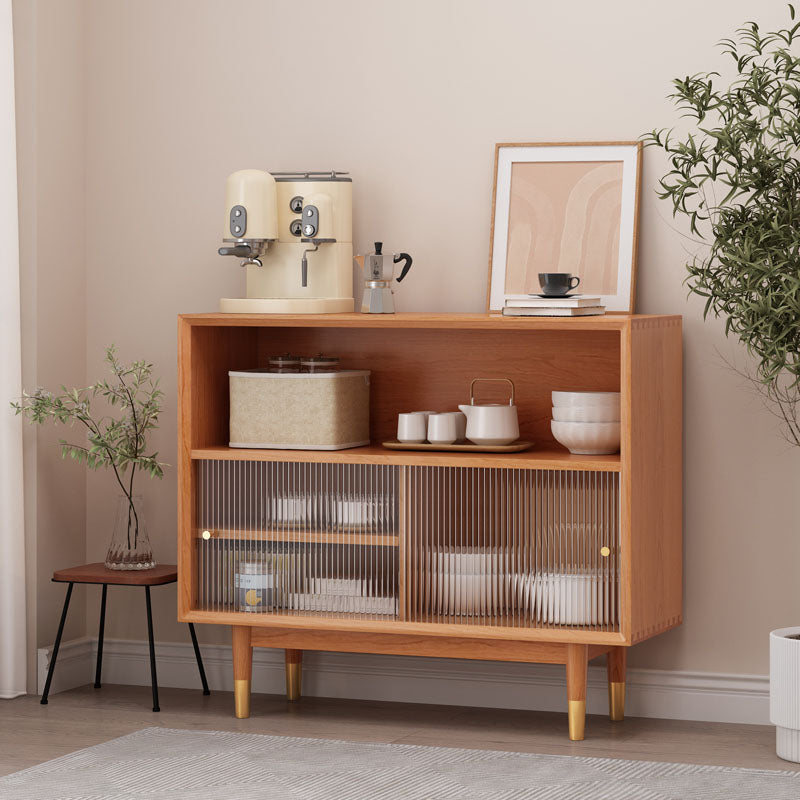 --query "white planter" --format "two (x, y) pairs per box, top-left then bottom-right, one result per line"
(770, 627), (800, 761)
